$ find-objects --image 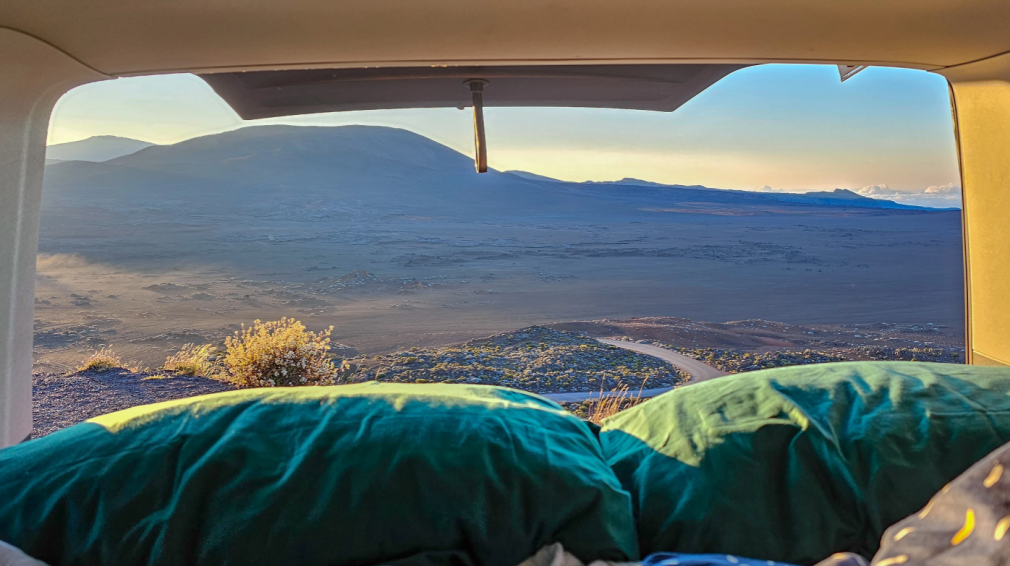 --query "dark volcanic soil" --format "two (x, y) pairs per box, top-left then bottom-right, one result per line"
(32, 369), (232, 438)
(550, 316), (964, 351)
(32, 317), (965, 438)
